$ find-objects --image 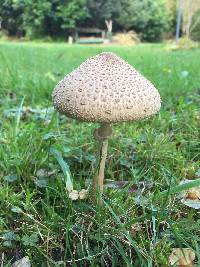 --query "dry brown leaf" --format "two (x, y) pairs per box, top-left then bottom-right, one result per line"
(112, 31), (140, 45)
(105, 180), (153, 193)
(169, 248), (195, 266)
(130, 223), (144, 236)
(179, 180), (200, 209)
